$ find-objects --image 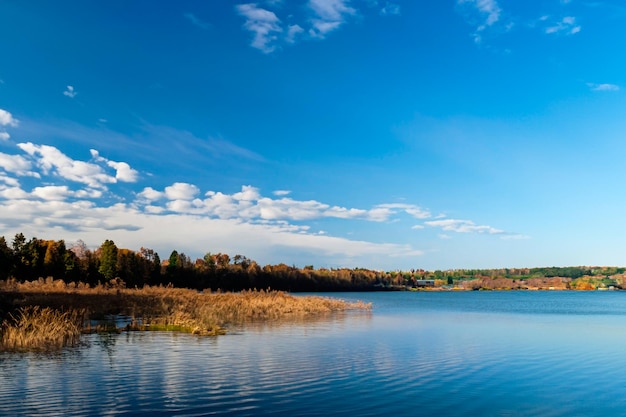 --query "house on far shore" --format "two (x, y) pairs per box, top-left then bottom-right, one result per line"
(415, 280), (435, 288)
